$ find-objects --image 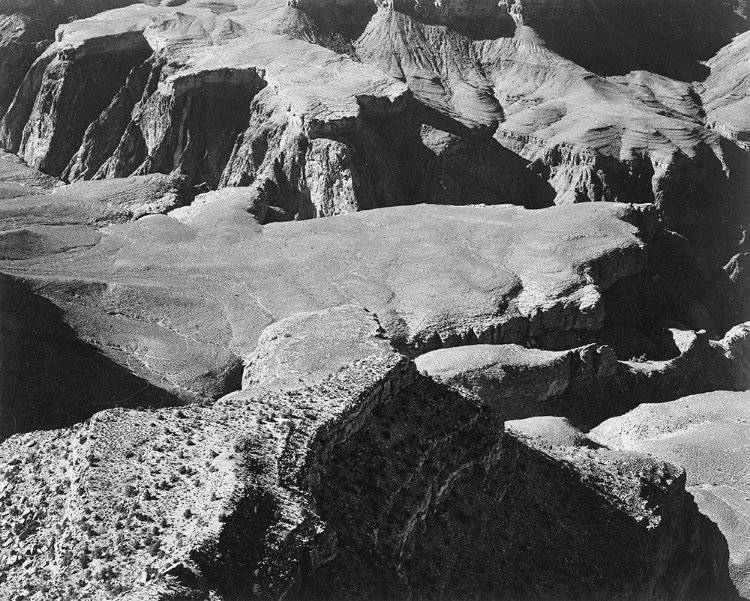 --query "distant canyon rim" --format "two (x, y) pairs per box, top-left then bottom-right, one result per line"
(0, 0), (749, 599)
